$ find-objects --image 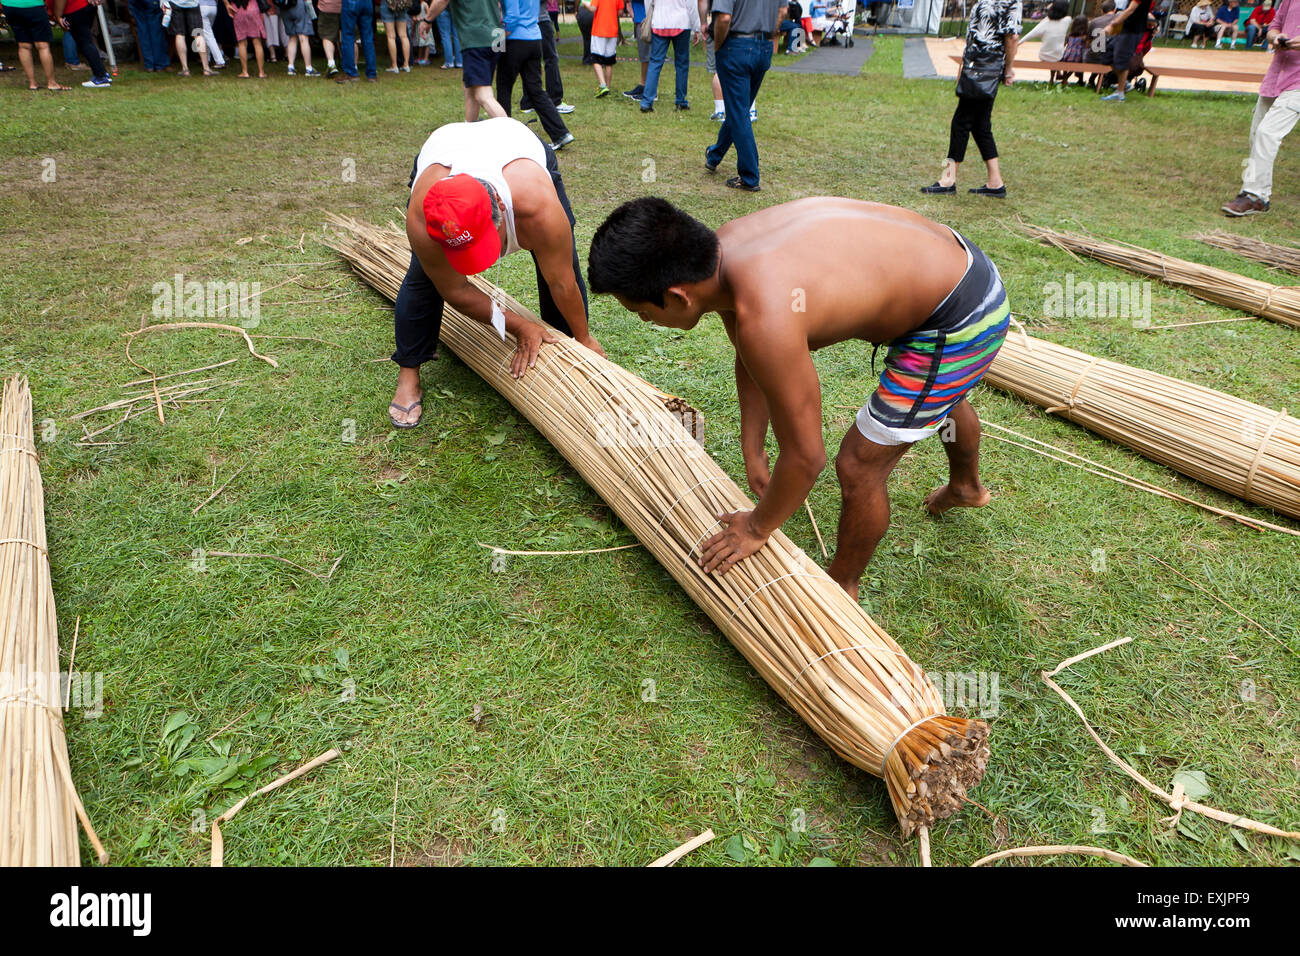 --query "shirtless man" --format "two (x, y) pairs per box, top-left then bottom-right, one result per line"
(586, 197), (1010, 598)
(390, 116), (605, 427)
